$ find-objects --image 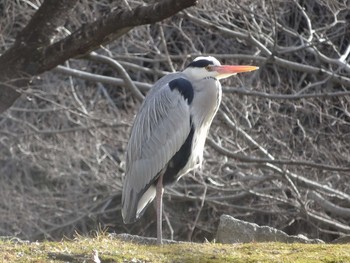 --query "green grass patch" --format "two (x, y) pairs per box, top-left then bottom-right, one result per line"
(0, 235), (349, 262)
